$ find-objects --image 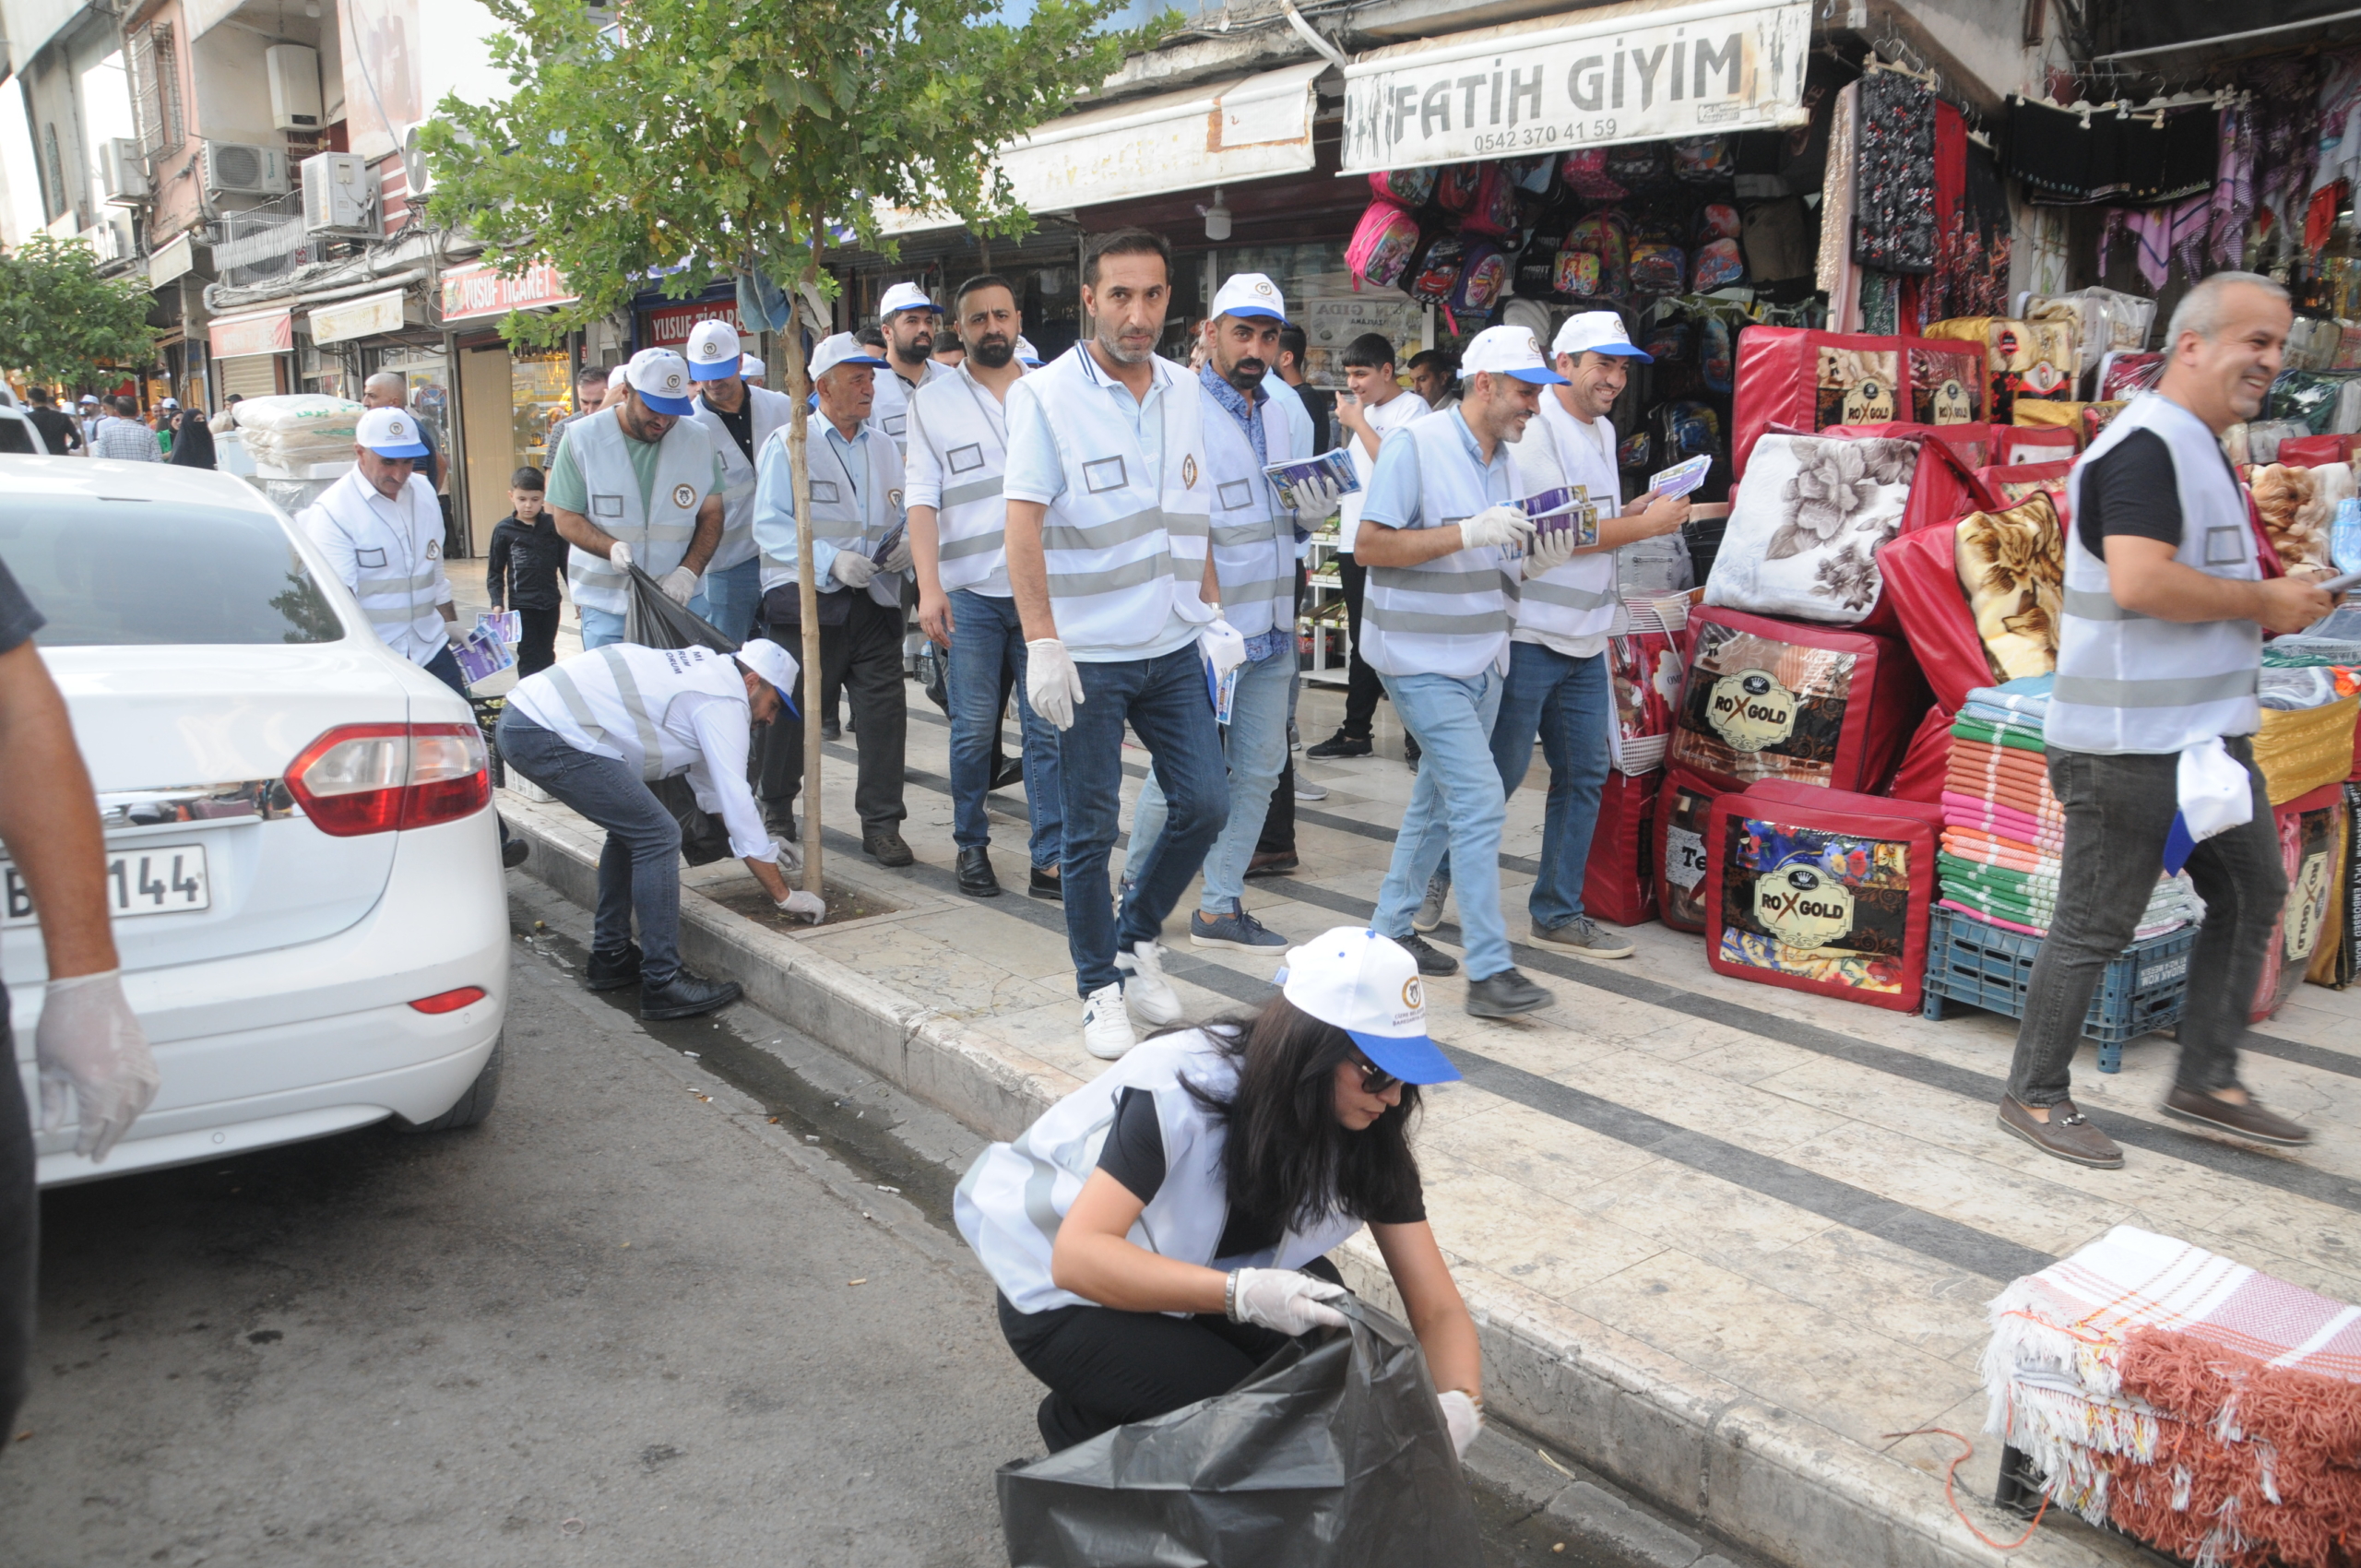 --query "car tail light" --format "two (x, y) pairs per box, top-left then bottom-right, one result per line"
(409, 986), (488, 1014)
(285, 723), (491, 837)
